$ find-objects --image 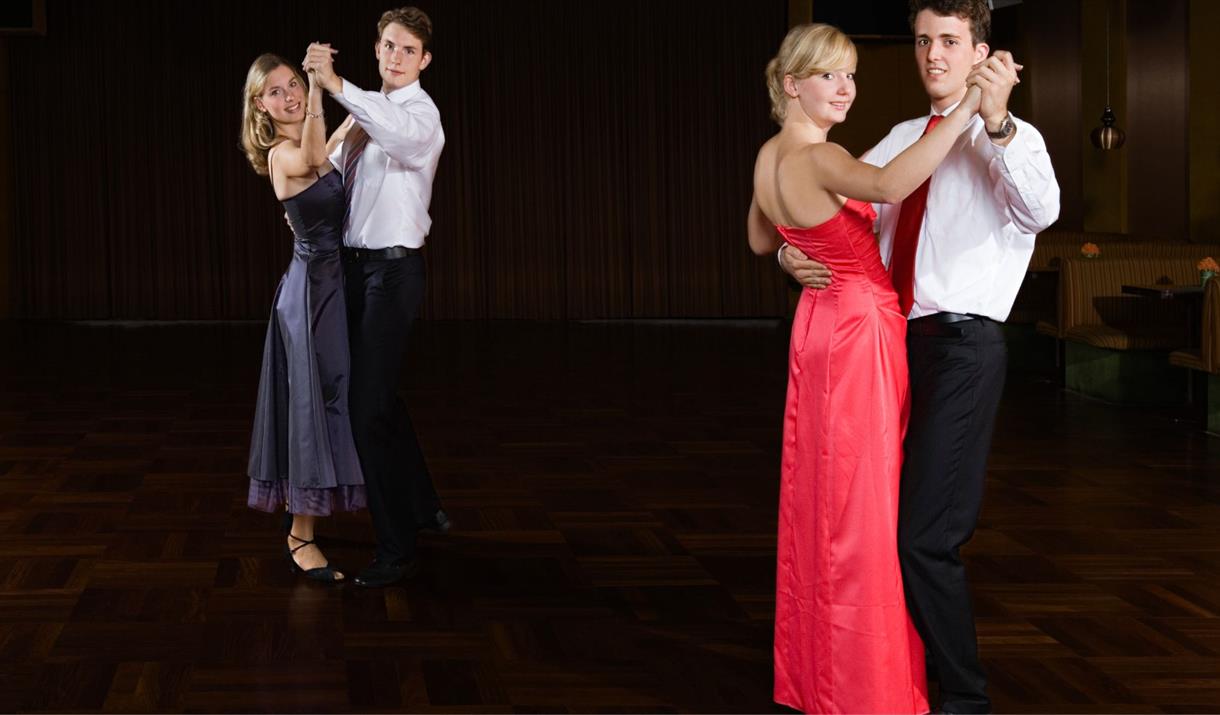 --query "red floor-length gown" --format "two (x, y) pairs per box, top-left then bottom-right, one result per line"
(773, 198), (928, 714)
